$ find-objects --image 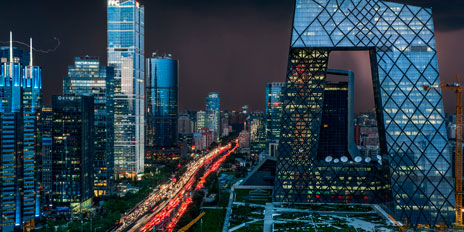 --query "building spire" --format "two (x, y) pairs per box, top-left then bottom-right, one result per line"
(9, 31), (13, 63)
(9, 31), (13, 78)
(30, 38), (33, 67)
